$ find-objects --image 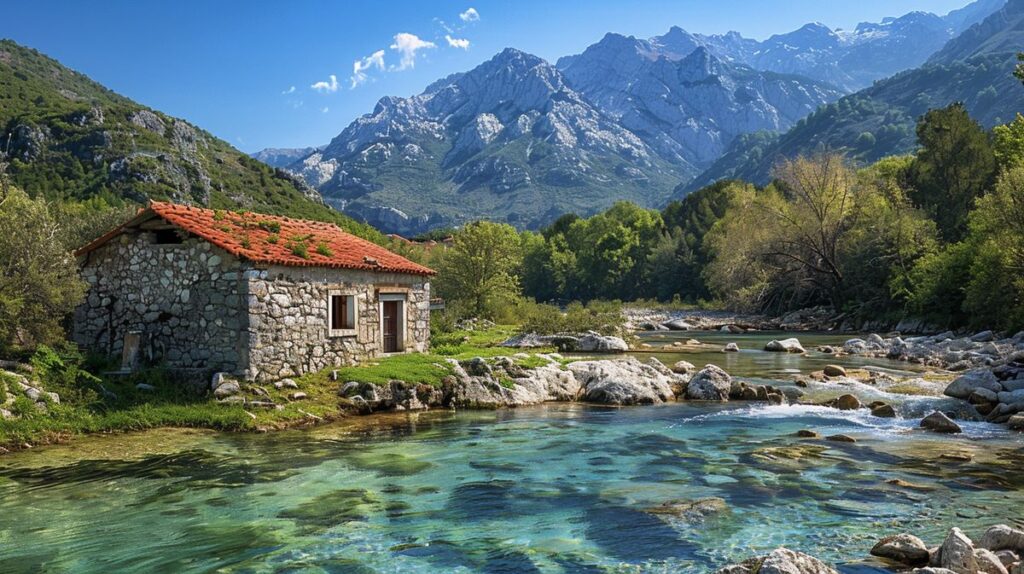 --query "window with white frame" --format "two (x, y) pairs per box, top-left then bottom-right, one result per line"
(328, 291), (356, 336)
